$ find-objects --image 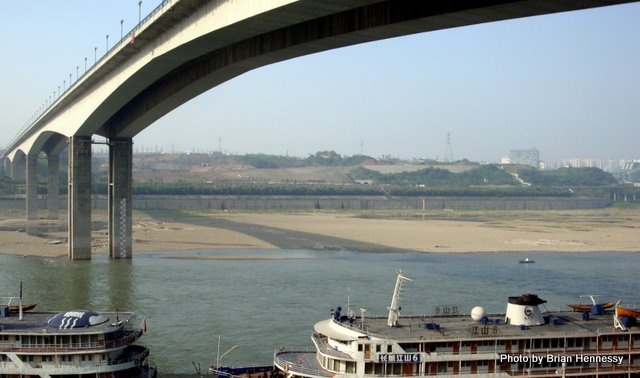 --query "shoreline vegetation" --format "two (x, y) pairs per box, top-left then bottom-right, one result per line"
(1, 206), (639, 258)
